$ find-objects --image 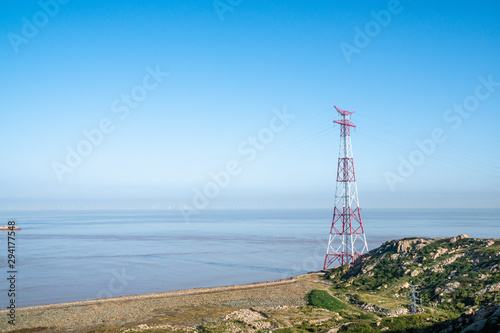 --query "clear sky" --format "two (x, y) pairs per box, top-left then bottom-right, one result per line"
(1, 0), (499, 210)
